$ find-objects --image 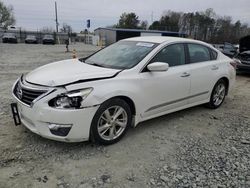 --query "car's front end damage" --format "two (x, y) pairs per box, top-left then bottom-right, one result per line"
(235, 51), (250, 72)
(10, 58), (122, 142)
(235, 36), (250, 72)
(11, 76), (99, 142)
